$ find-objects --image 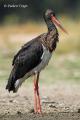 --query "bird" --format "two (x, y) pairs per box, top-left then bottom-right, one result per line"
(6, 9), (67, 113)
